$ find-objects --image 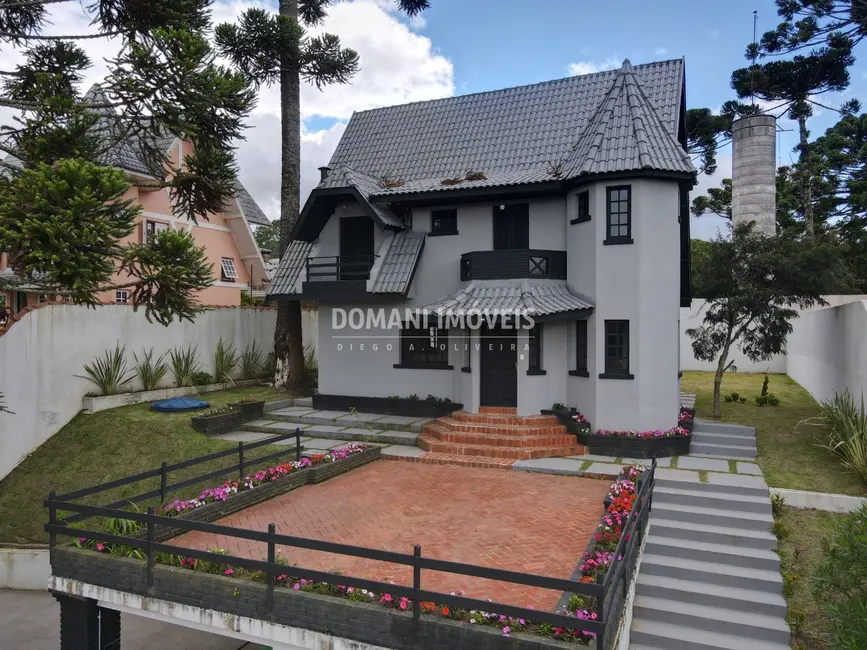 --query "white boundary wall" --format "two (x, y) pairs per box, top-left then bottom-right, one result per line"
(0, 304), (276, 481)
